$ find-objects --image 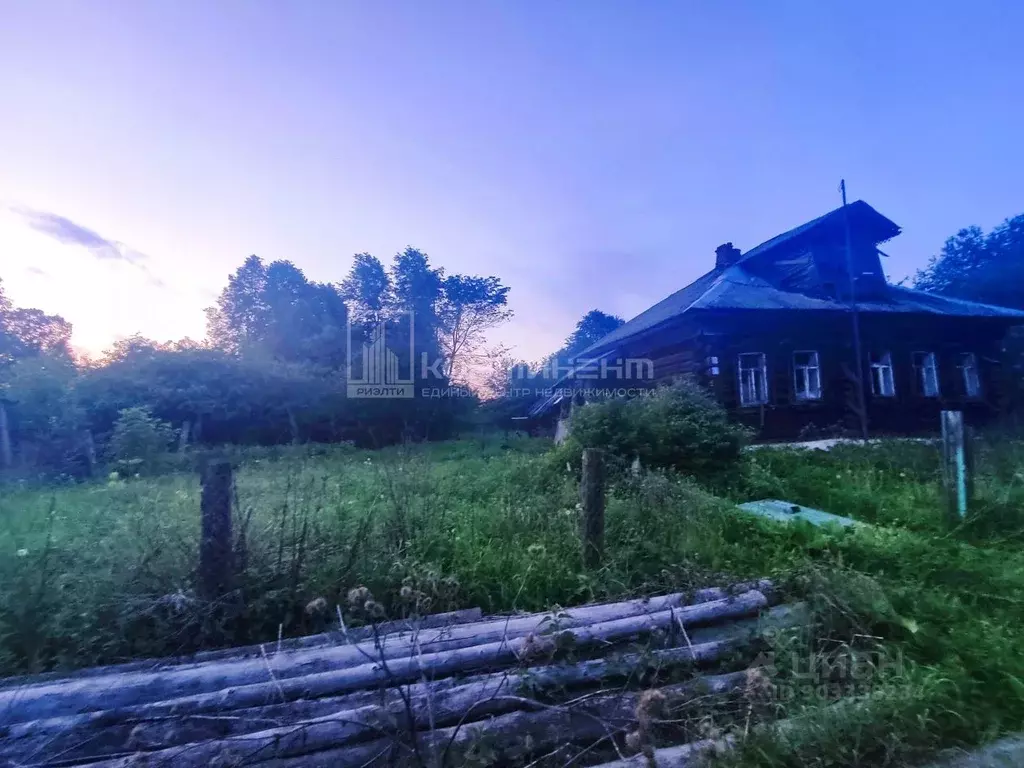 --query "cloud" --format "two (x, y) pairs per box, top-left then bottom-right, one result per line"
(13, 207), (148, 265)
(9, 205), (167, 289)
(26, 265), (49, 277)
